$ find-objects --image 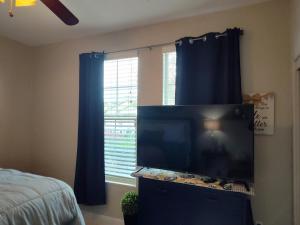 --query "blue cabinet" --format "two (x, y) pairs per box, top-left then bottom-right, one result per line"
(138, 178), (253, 225)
